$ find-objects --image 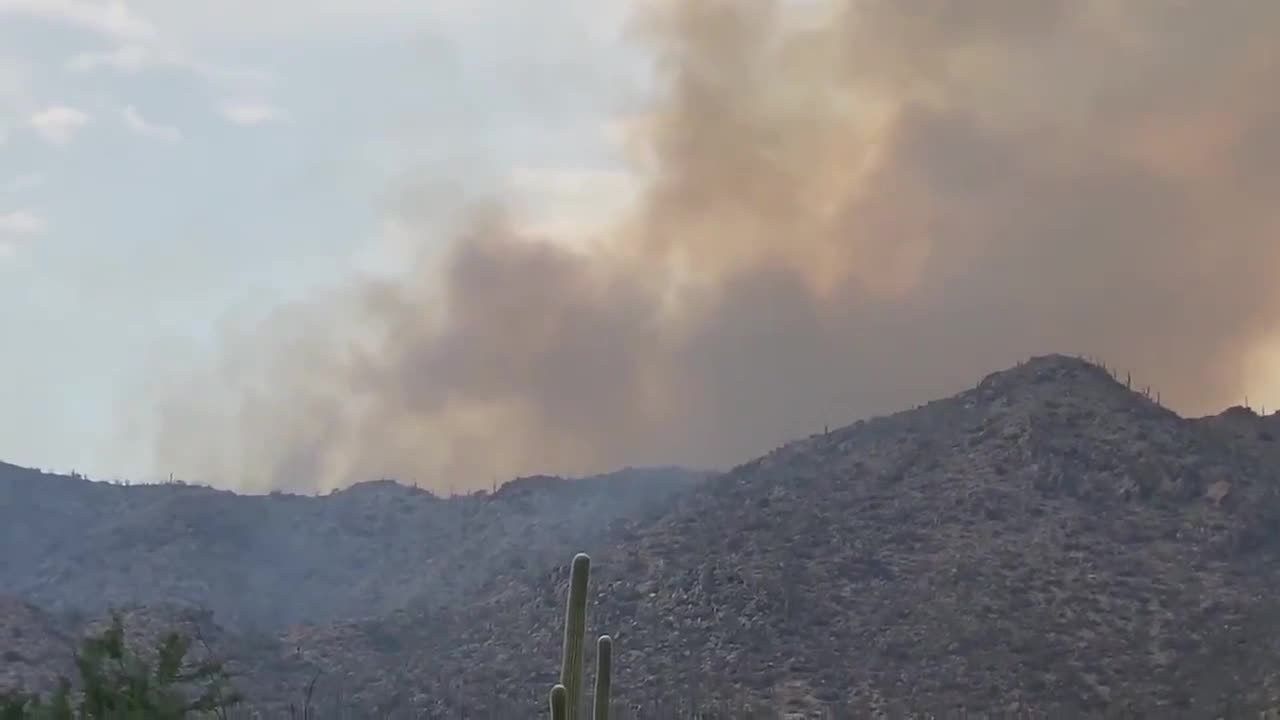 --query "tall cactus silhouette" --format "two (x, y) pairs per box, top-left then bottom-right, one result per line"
(553, 552), (615, 720)
(560, 553), (591, 720)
